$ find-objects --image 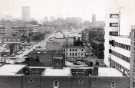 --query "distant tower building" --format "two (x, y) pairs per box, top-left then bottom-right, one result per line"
(92, 14), (96, 24)
(22, 6), (30, 21)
